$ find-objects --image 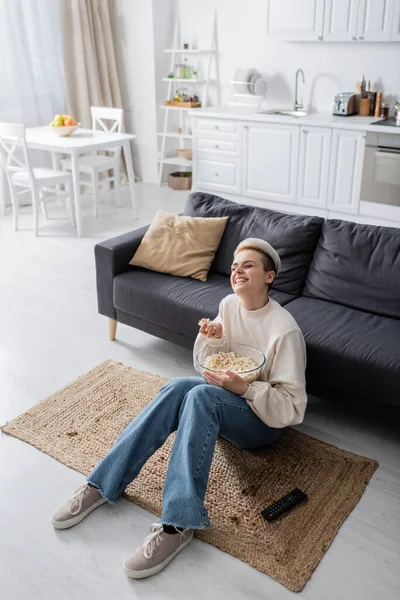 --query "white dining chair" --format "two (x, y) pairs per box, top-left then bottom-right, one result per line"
(61, 106), (124, 217)
(0, 122), (75, 236)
